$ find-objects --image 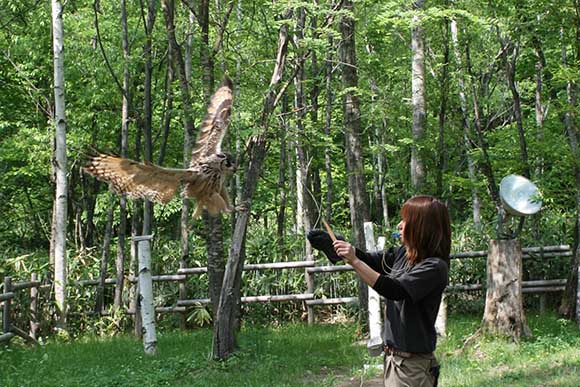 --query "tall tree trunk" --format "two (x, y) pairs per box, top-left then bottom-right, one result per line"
(198, 0), (226, 321)
(51, 0), (68, 330)
(436, 17), (450, 198)
(308, 10), (321, 229)
(130, 127), (143, 336)
(161, 0), (197, 328)
(114, 0), (131, 311)
(466, 40), (500, 206)
(95, 196), (115, 313)
(502, 39), (531, 178)
(379, 117), (389, 227)
(365, 42), (385, 225)
(142, 0), (156, 236)
(213, 10), (292, 359)
(293, 6), (313, 255)
(450, 19), (481, 228)
(277, 96), (289, 252)
(324, 35), (334, 223)
(560, 17), (580, 323)
(339, 0), (369, 321)
(410, 0), (426, 192)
